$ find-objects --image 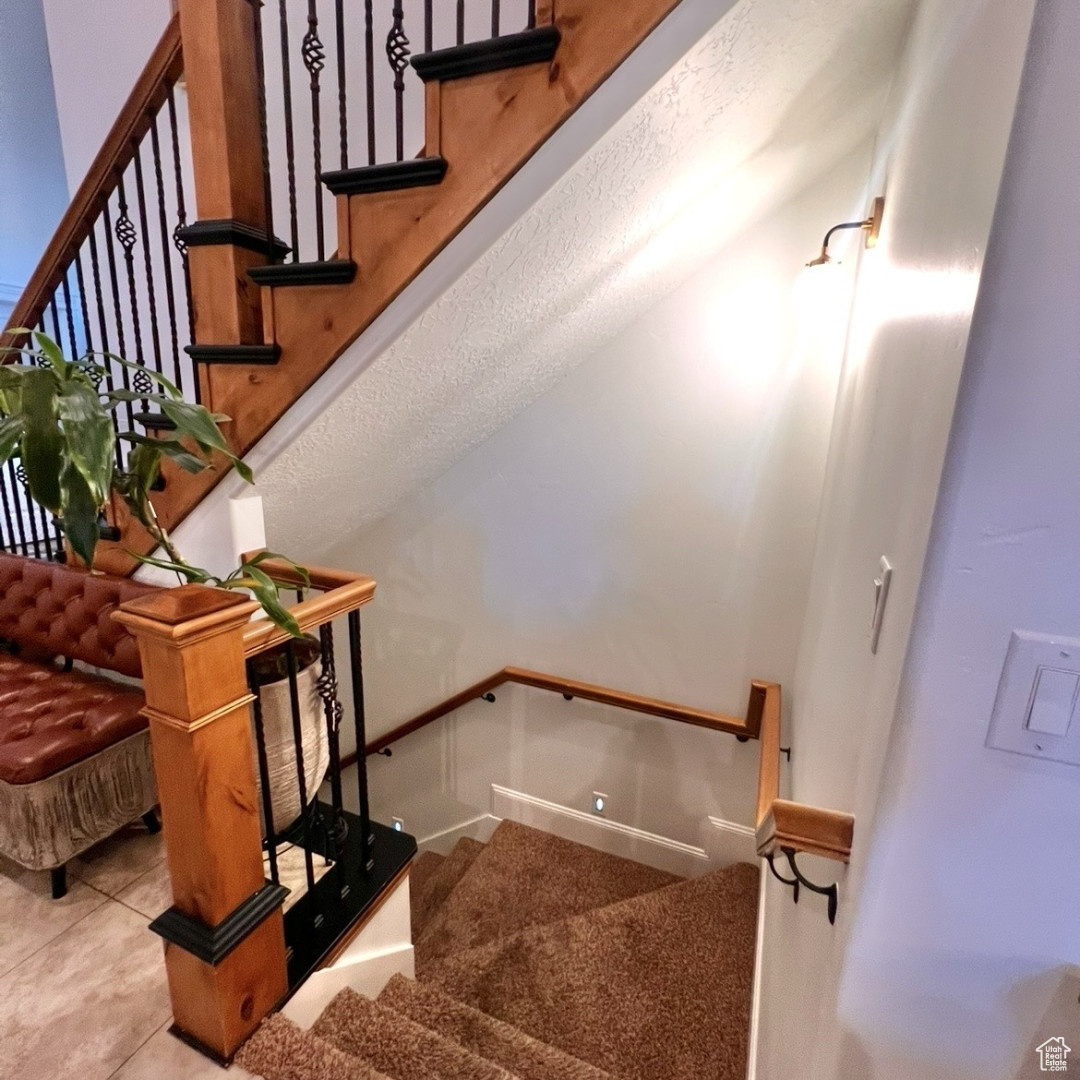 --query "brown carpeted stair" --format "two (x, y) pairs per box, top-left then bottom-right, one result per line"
(236, 1012), (395, 1080)
(411, 837), (484, 942)
(415, 822), (679, 967)
(239, 821), (759, 1080)
(378, 974), (613, 1080)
